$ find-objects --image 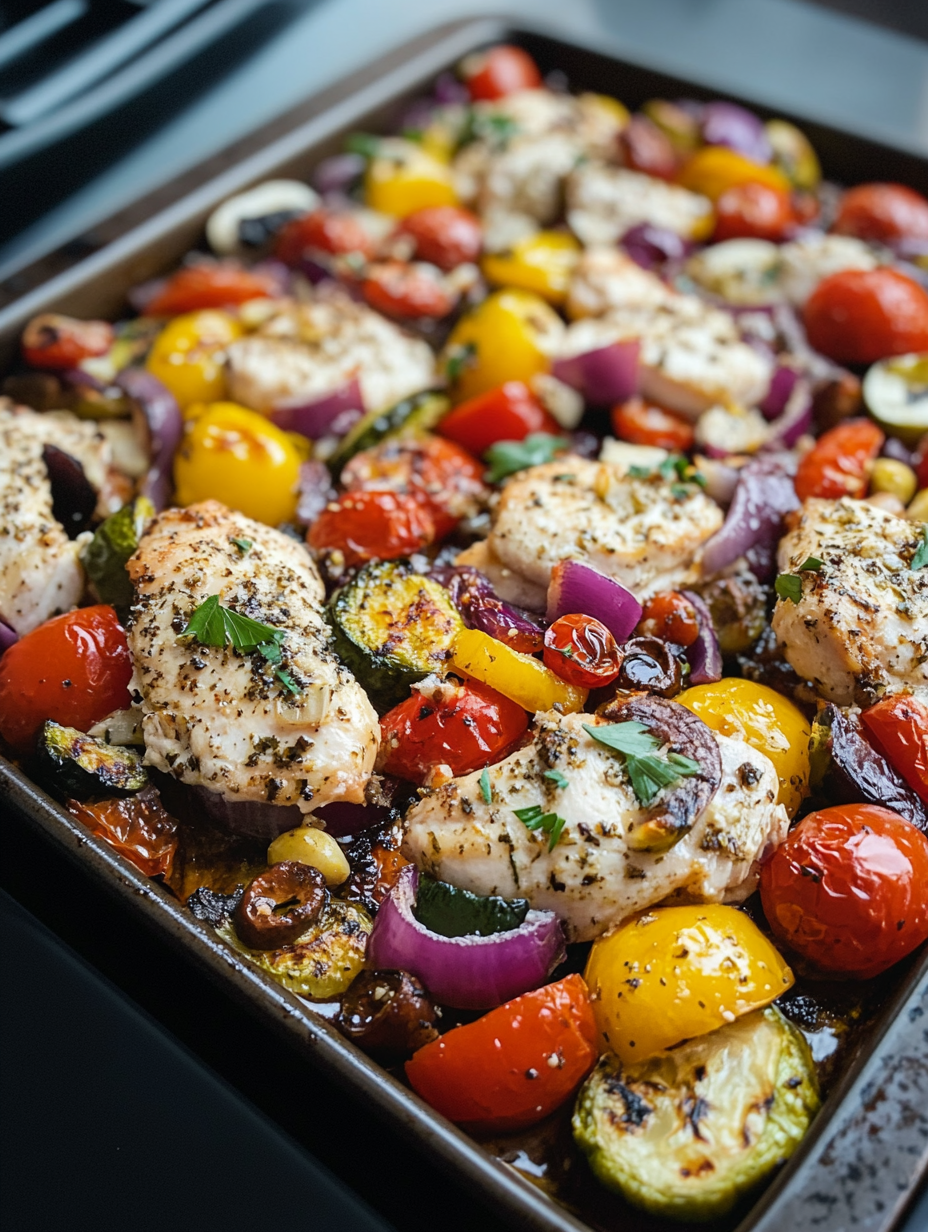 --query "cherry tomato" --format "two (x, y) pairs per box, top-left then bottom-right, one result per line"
(804, 268), (928, 366)
(143, 263), (277, 315)
(438, 381), (559, 455)
(861, 695), (928, 805)
(274, 209), (376, 265)
(405, 974), (598, 1132)
(543, 614), (623, 689)
(21, 314), (114, 370)
(832, 182), (928, 245)
(638, 591), (700, 648)
(793, 418), (884, 502)
(610, 397), (695, 452)
(618, 115), (678, 181)
(0, 606), (132, 755)
(379, 679), (528, 784)
(68, 789), (178, 879)
(341, 434), (485, 537)
(914, 434), (928, 492)
(307, 490), (435, 567)
(397, 205), (482, 271)
(713, 181), (795, 242)
(361, 260), (455, 319)
(462, 45), (542, 101)
(760, 803), (928, 979)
